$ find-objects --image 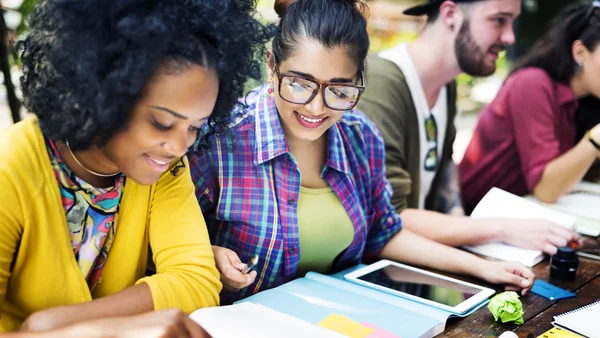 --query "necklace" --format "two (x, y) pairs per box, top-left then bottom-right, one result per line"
(65, 140), (121, 178)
